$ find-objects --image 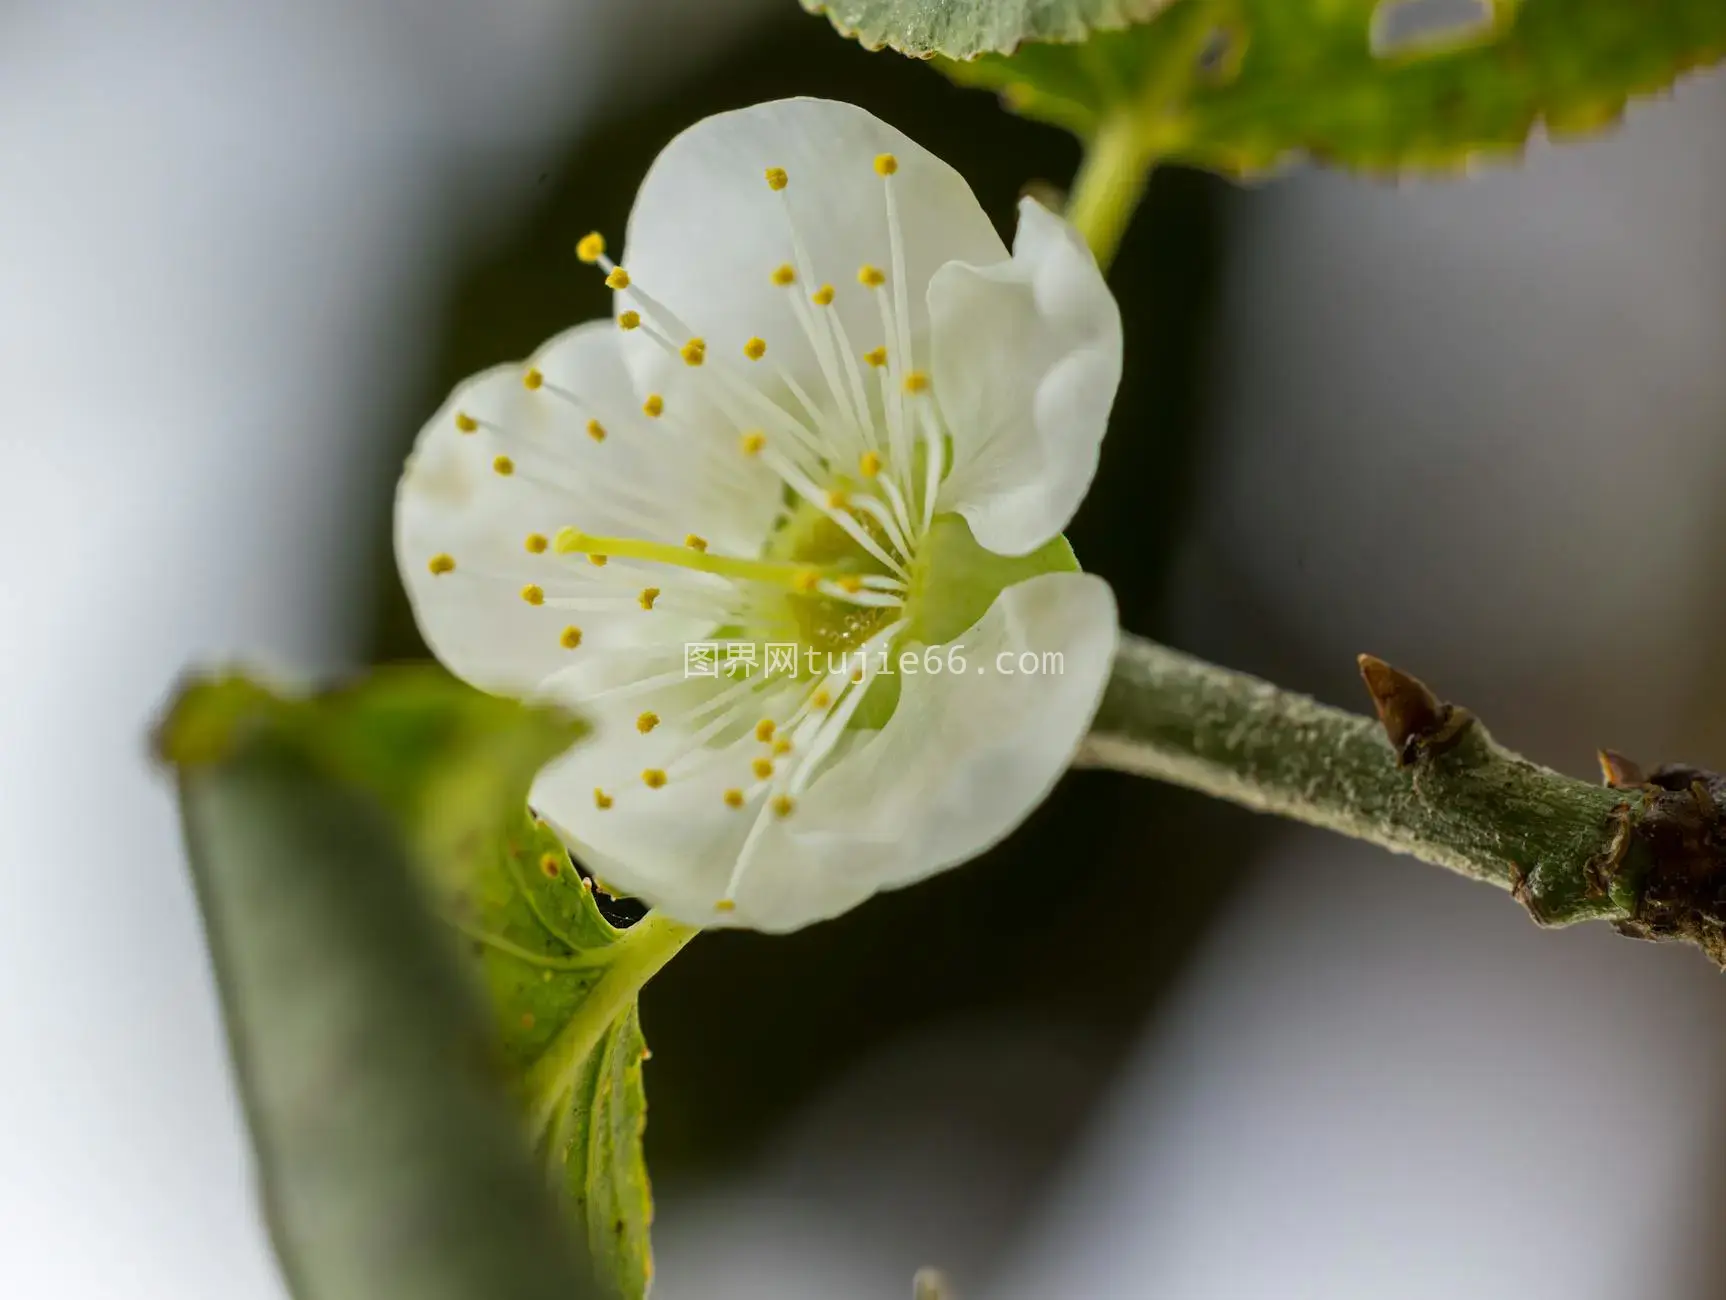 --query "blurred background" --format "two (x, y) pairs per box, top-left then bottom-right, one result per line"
(3, 2), (1723, 1296)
